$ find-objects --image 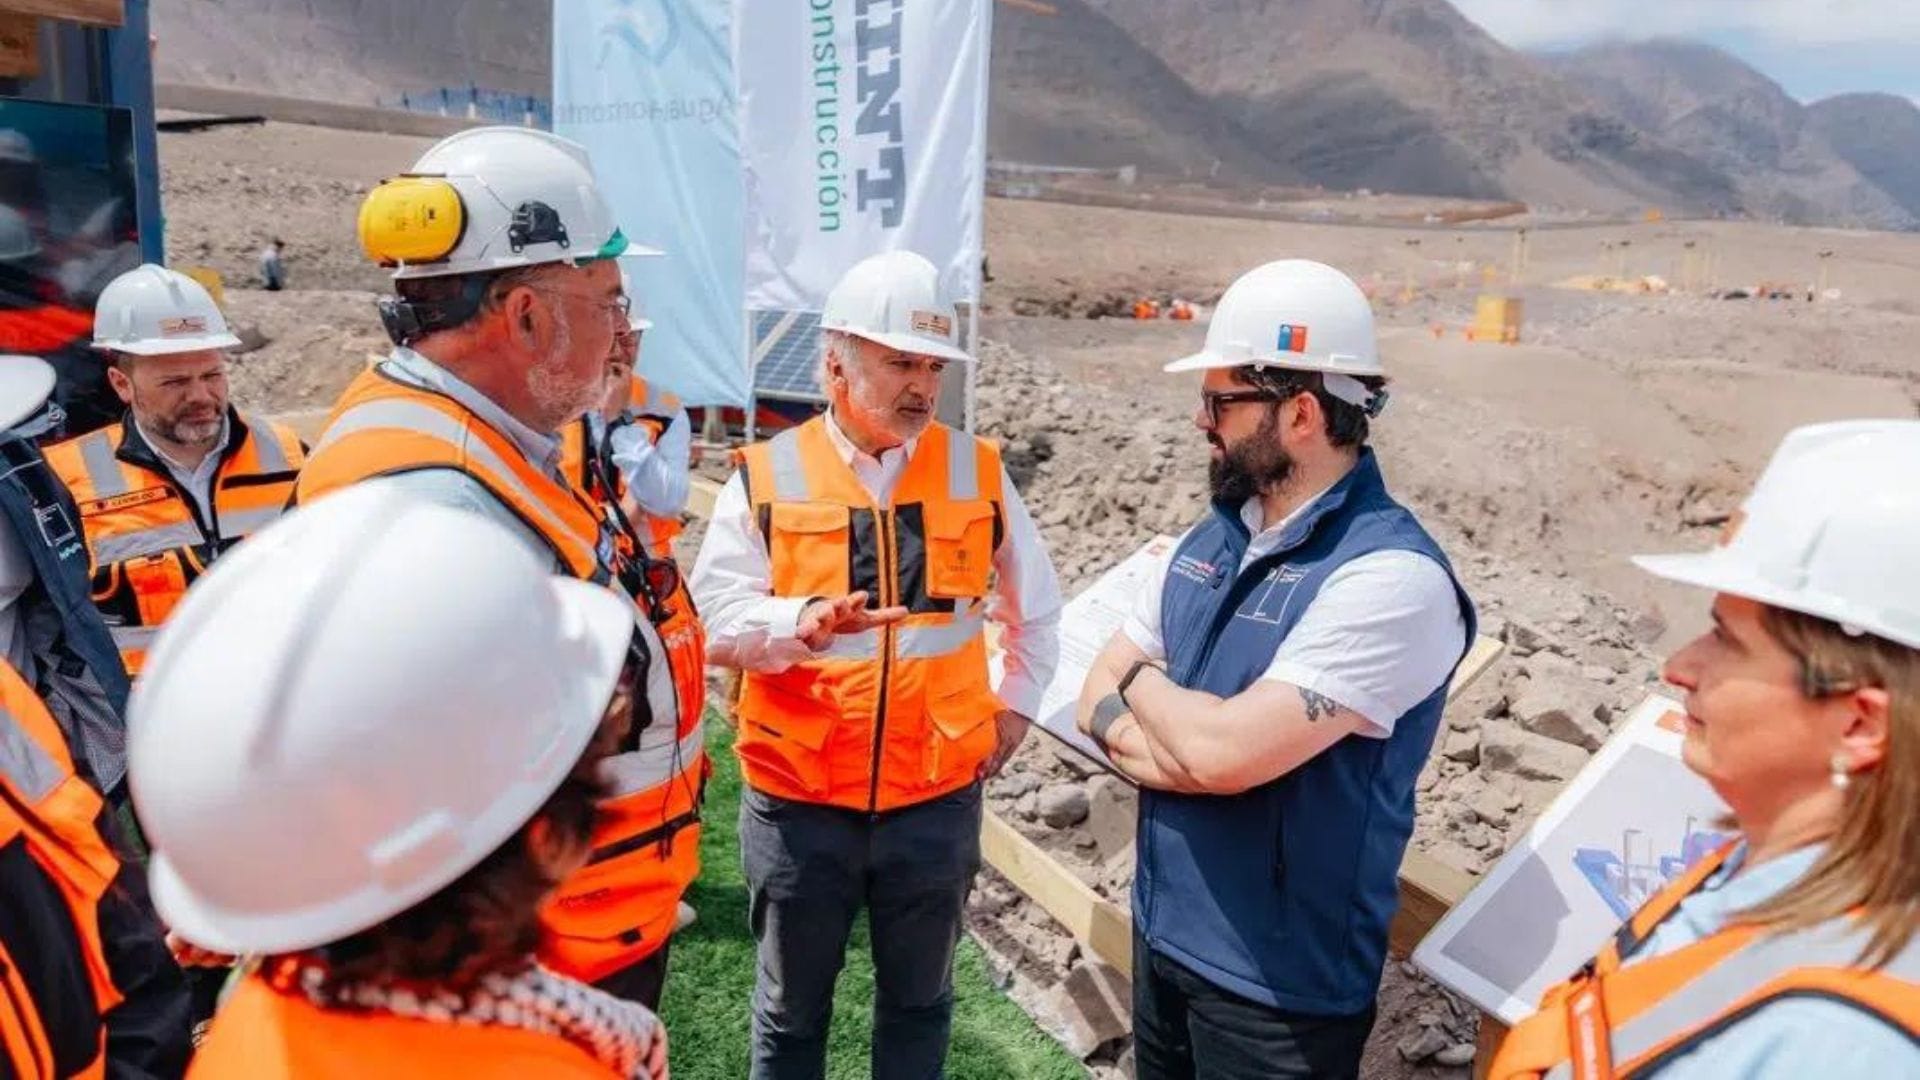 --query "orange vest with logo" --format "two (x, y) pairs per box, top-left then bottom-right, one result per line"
(559, 376), (685, 558)
(189, 974), (617, 1079)
(295, 362), (706, 982)
(734, 417), (1006, 813)
(1491, 843), (1920, 1079)
(44, 412), (305, 673)
(0, 660), (122, 1080)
